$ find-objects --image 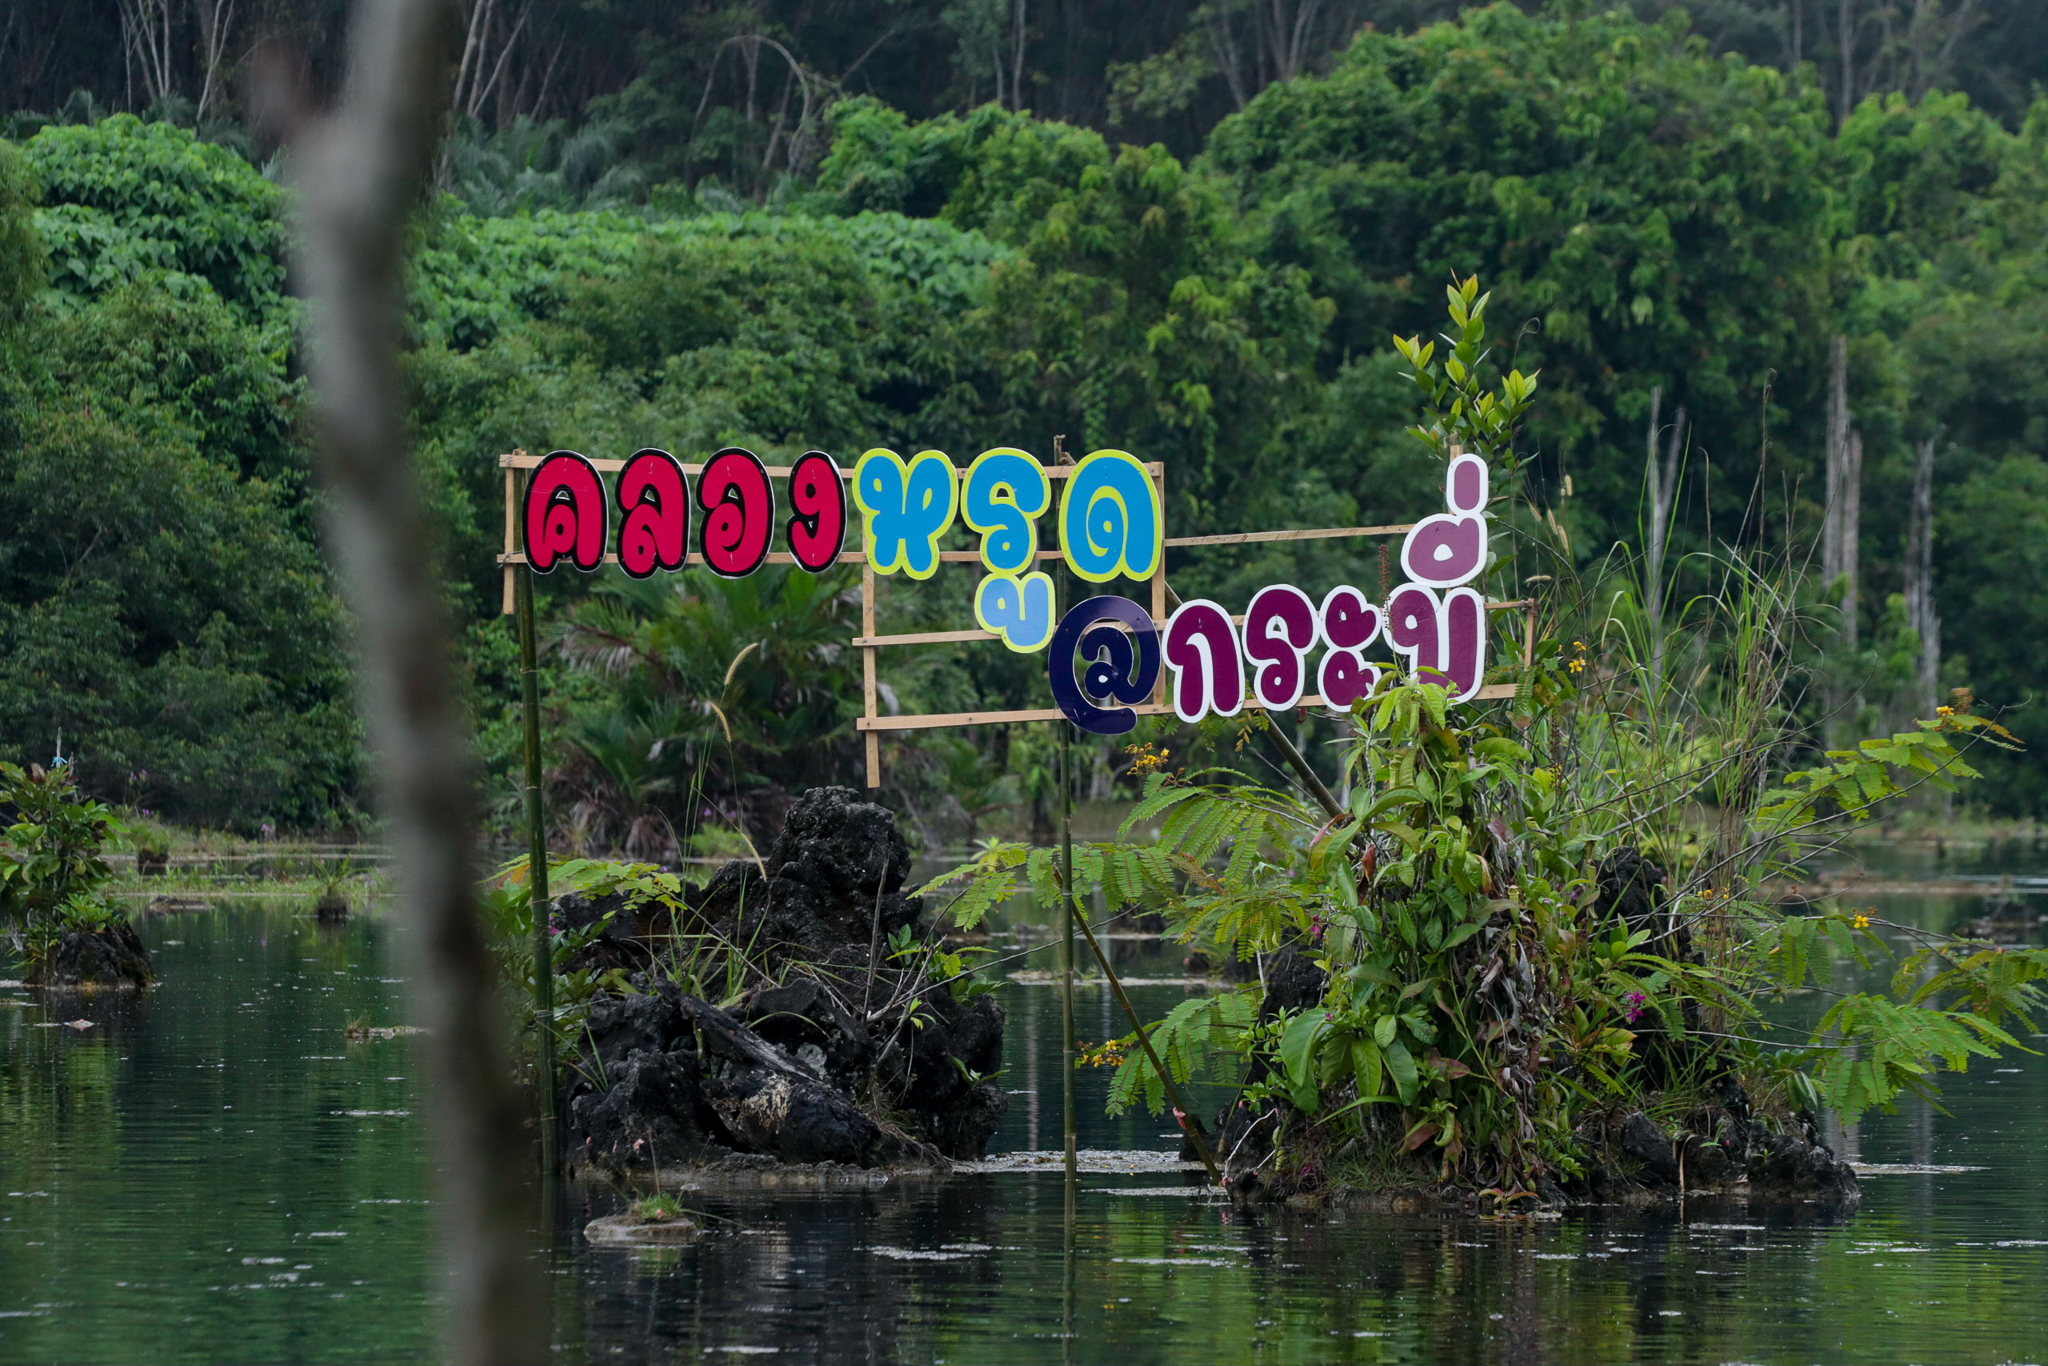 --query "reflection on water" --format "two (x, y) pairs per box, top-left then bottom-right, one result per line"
(0, 886), (2044, 1364)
